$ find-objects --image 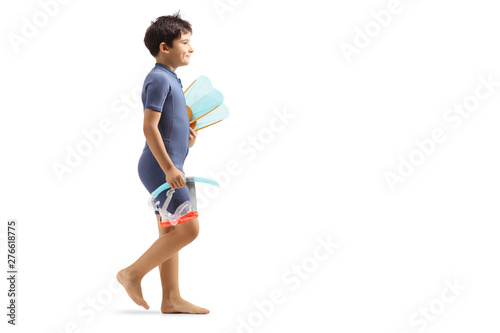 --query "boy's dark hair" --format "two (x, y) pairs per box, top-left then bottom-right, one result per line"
(144, 10), (192, 57)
